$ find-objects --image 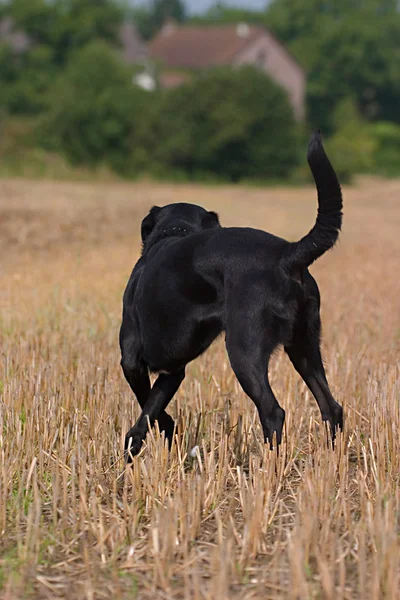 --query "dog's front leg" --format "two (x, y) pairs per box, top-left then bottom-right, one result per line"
(125, 369), (185, 461)
(121, 356), (176, 449)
